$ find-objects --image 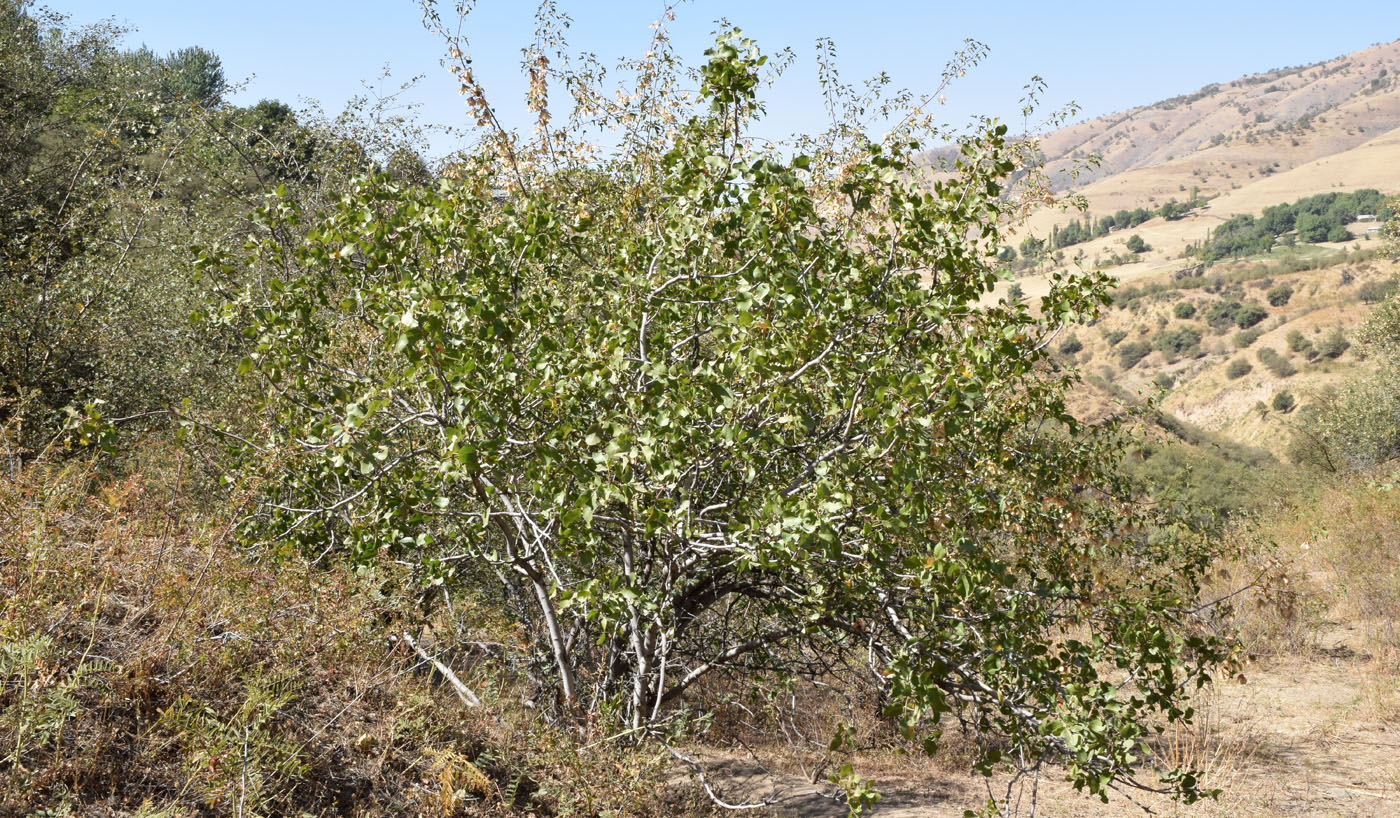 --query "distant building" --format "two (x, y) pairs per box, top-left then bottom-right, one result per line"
(1358, 214), (1378, 222)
